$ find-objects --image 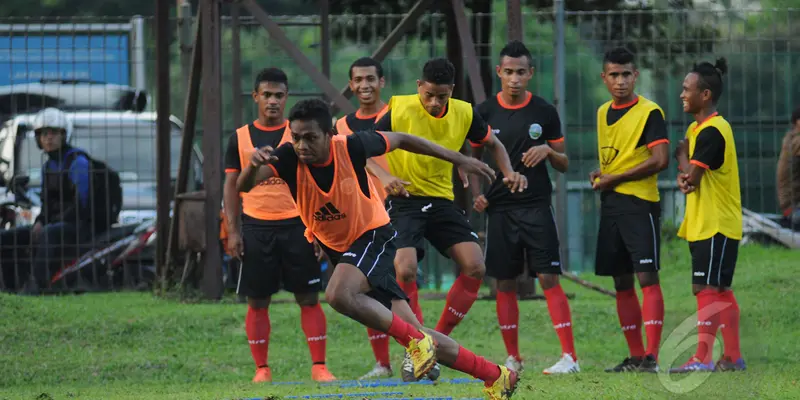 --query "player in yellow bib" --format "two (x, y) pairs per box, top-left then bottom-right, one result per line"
(590, 48), (669, 373)
(372, 57), (526, 382)
(671, 57), (746, 373)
